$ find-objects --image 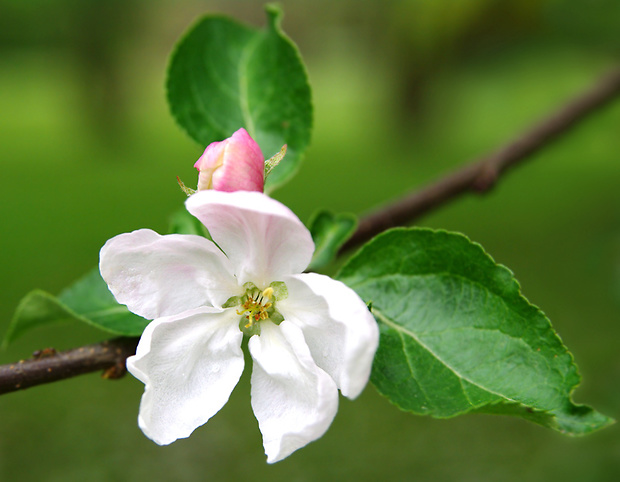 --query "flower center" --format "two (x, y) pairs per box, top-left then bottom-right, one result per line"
(237, 287), (274, 328)
(229, 282), (287, 336)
